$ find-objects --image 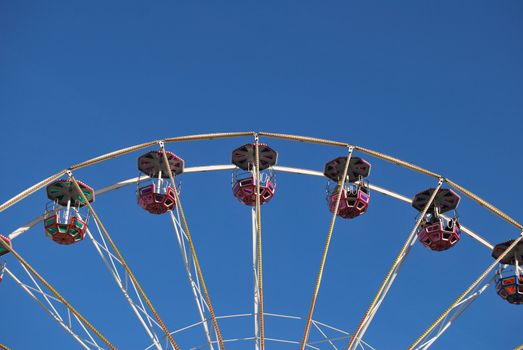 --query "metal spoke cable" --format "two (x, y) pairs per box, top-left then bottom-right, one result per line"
(408, 231), (523, 349)
(68, 171), (179, 350)
(159, 144), (225, 350)
(254, 135), (265, 350)
(82, 223), (163, 350)
(168, 210), (215, 350)
(251, 208), (261, 350)
(415, 274), (497, 350)
(300, 146), (354, 350)
(346, 178), (444, 350)
(0, 226), (114, 349)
